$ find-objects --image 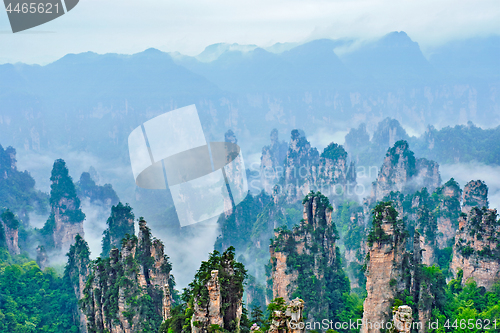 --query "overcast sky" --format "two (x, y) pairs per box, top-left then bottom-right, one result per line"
(0, 0), (499, 64)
